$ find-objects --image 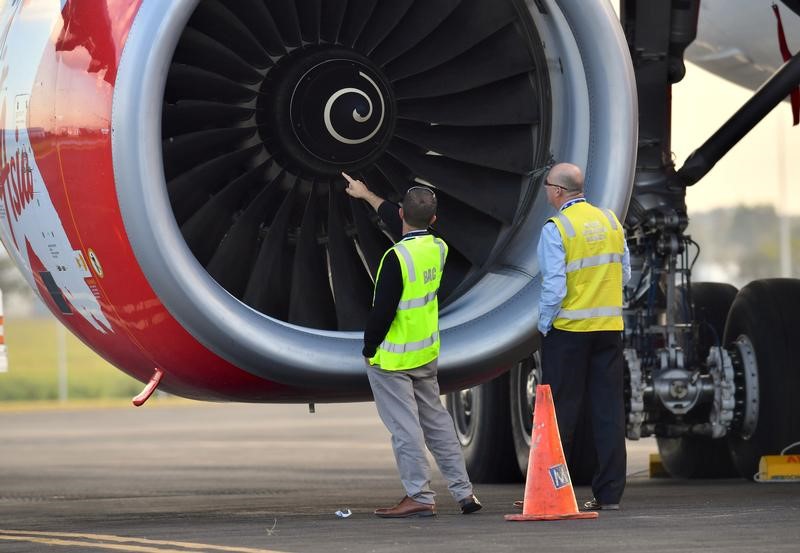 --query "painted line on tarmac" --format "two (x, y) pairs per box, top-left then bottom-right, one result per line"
(0, 535), (192, 552)
(0, 530), (285, 553)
